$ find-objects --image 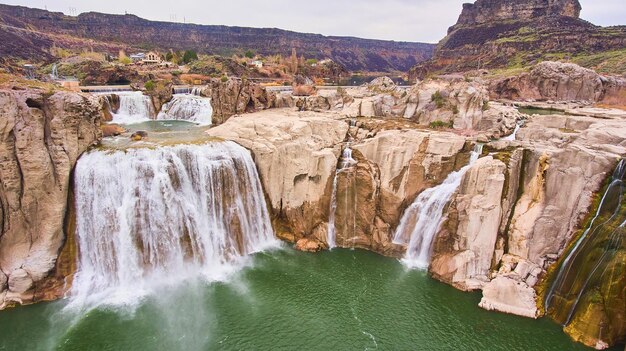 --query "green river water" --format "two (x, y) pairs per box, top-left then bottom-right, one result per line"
(0, 248), (619, 351)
